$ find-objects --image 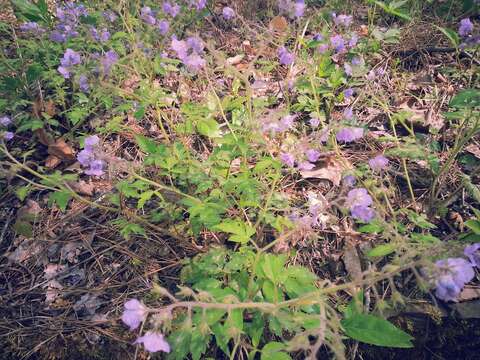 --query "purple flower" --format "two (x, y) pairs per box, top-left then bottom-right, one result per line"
(78, 74), (89, 92)
(135, 332), (170, 353)
(294, 0), (305, 17)
(464, 243), (480, 268)
(459, 18), (473, 37)
(222, 6), (235, 20)
(186, 36), (204, 53)
(344, 88), (354, 98)
(90, 27), (110, 42)
(0, 116), (11, 127)
(330, 34), (346, 53)
(157, 20), (170, 35)
(84, 135), (100, 149)
(279, 114), (296, 131)
(433, 258), (475, 302)
(309, 117), (320, 127)
(348, 33), (358, 48)
(141, 6), (156, 25)
(103, 10), (118, 22)
(58, 66), (70, 79)
(313, 34), (323, 41)
(343, 107), (353, 120)
(305, 149), (320, 162)
(343, 175), (356, 187)
(298, 161), (315, 171)
(351, 56), (362, 66)
(61, 49), (81, 67)
(85, 159), (105, 176)
(346, 188), (373, 209)
(351, 205), (375, 222)
(121, 299), (148, 330)
(317, 43), (329, 53)
(183, 53), (206, 71)
(346, 188), (375, 222)
(332, 13), (353, 27)
(280, 152), (295, 167)
(2, 131), (14, 141)
(171, 37), (188, 59)
(278, 46), (294, 65)
(20, 22), (45, 33)
(336, 127), (363, 143)
(101, 50), (119, 76)
(344, 63), (353, 76)
(171, 36), (206, 71)
(368, 155), (389, 172)
(77, 148), (95, 166)
(50, 31), (66, 43)
(163, 1), (180, 17)
(191, 0), (207, 10)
